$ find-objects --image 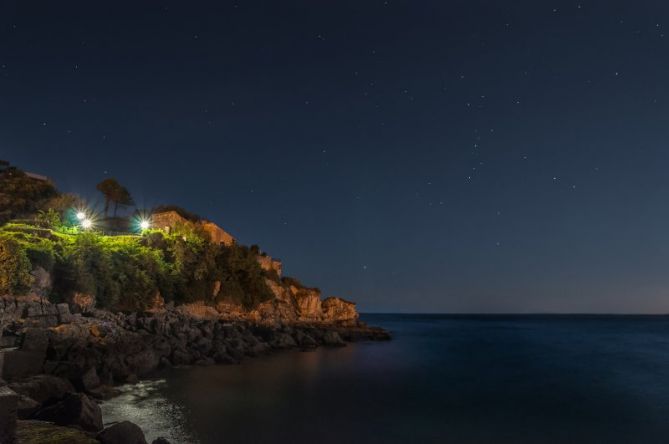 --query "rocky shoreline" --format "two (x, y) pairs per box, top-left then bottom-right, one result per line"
(0, 296), (390, 444)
